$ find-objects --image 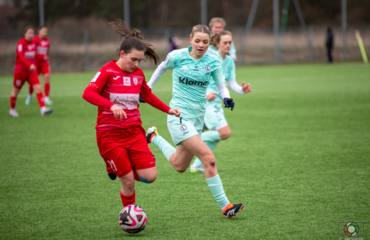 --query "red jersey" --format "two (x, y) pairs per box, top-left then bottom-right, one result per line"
(83, 60), (171, 131)
(33, 35), (50, 64)
(15, 38), (36, 71)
